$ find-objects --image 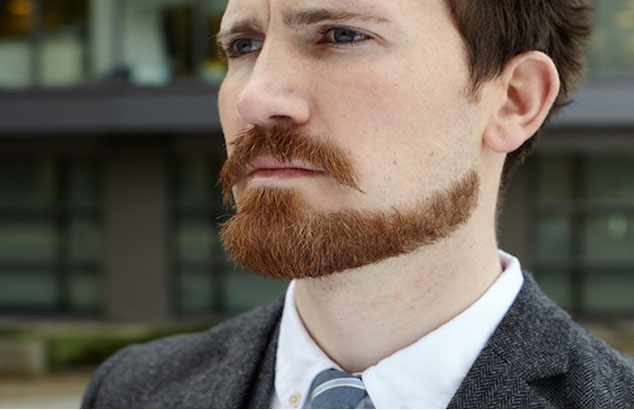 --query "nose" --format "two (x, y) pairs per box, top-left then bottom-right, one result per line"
(236, 40), (312, 127)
